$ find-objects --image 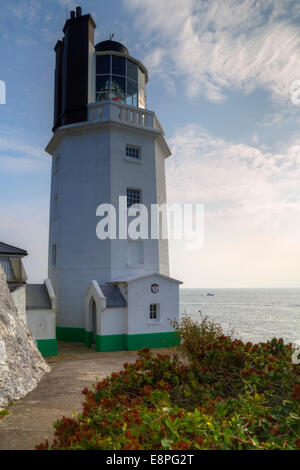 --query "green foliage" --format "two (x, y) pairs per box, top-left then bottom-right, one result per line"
(0, 409), (10, 418)
(36, 316), (300, 450)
